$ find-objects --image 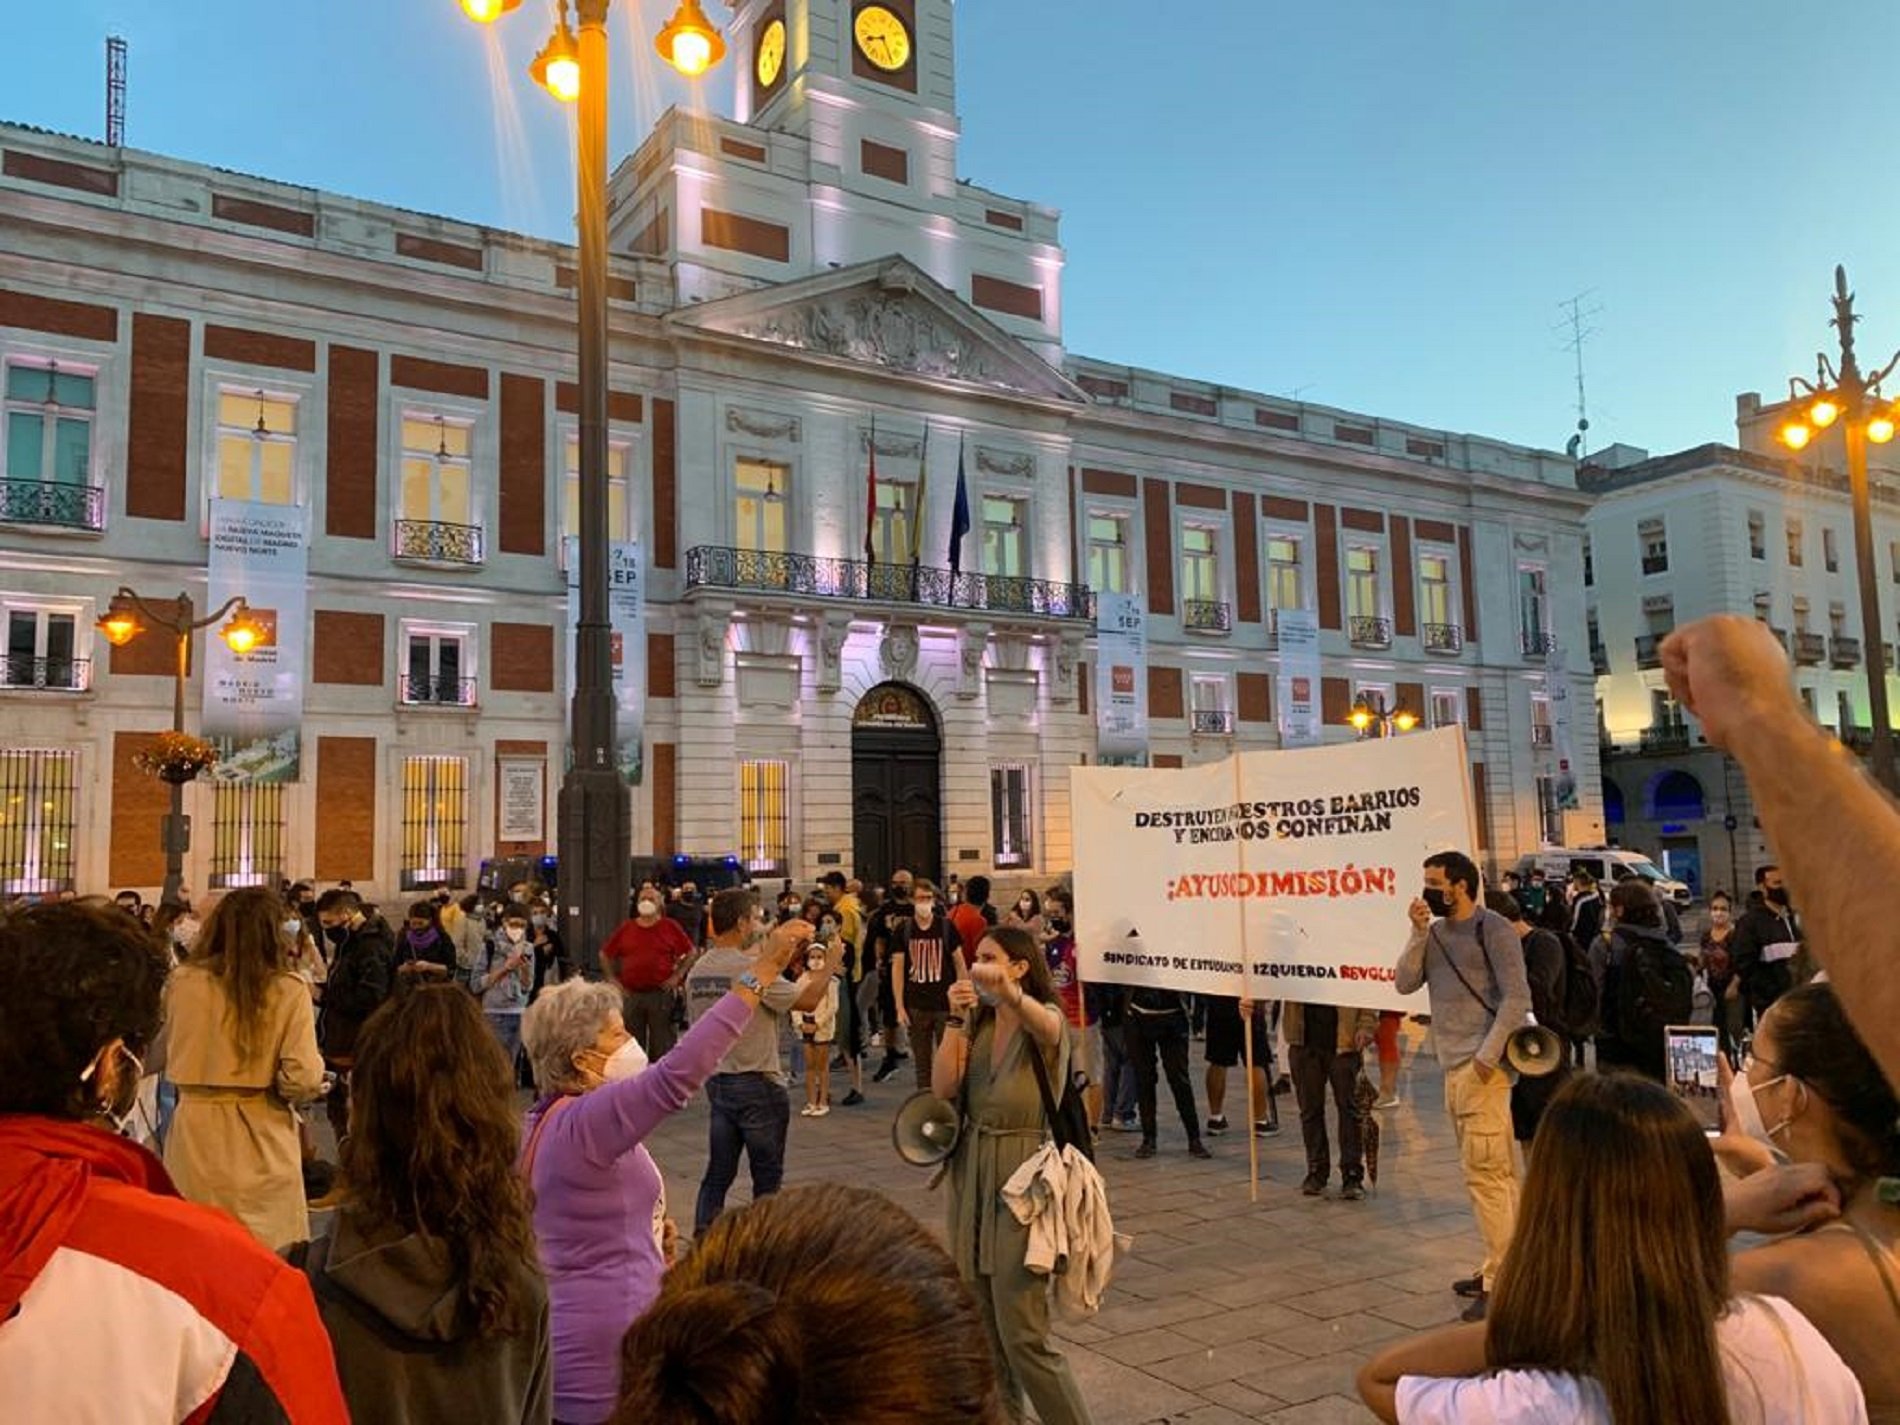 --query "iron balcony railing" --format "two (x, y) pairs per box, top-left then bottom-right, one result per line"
(1522, 629), (1554, 659)
(1191, 709), (1234, 735)
(1831, 636), (1863, 668)
(1422, 622), (1463, 654)
(1590, 643), (1610, 674)
(1842, 726), (1875, 753)
(1639, 723), (1691, 753)
(399, 674), (476, 707)
(682, 546), (1094, 621)
(0, 655), (90, 691)
(1793, 632), (1827, 666)
(393, 519), (485, 566)
(1348, 615), (1392, 649)
(0, 479), (106, 532)
(1182, 598), (1232, 633)
(1634, 635), (1664, 669)
(1641, 554), (1670, 575)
